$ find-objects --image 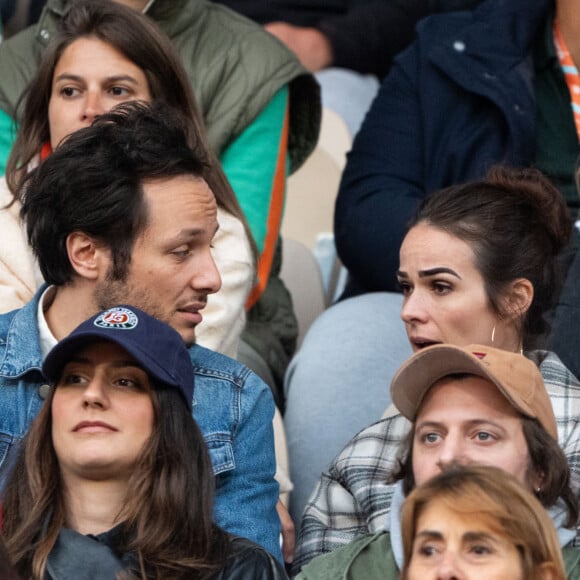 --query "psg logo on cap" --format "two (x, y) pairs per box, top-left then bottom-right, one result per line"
(94, 307), (139, 330)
